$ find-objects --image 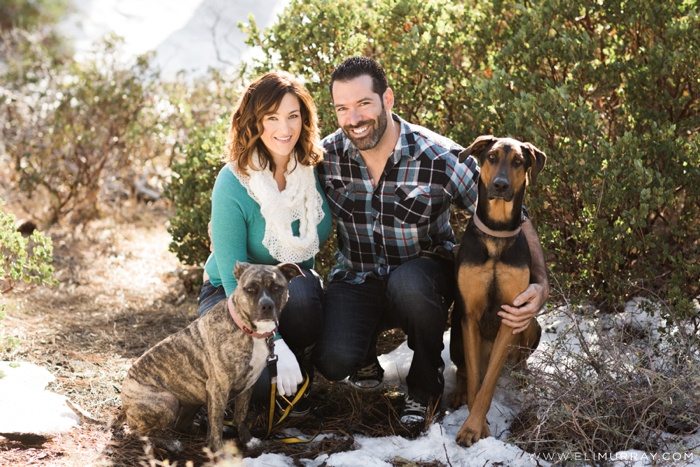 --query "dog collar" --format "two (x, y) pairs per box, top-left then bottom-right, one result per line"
(227, 296), (277, 339)
(472, 212), (522, 238)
